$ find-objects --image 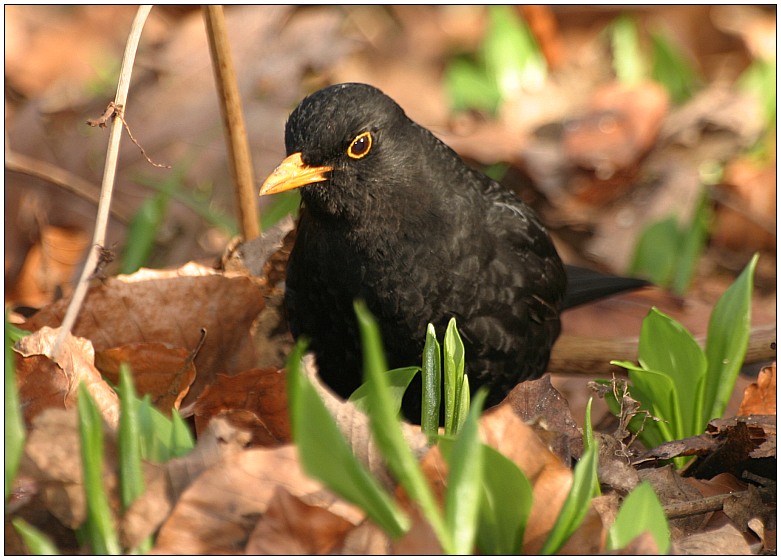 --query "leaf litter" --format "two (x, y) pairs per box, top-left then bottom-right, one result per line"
(6, 5), (776, 555)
